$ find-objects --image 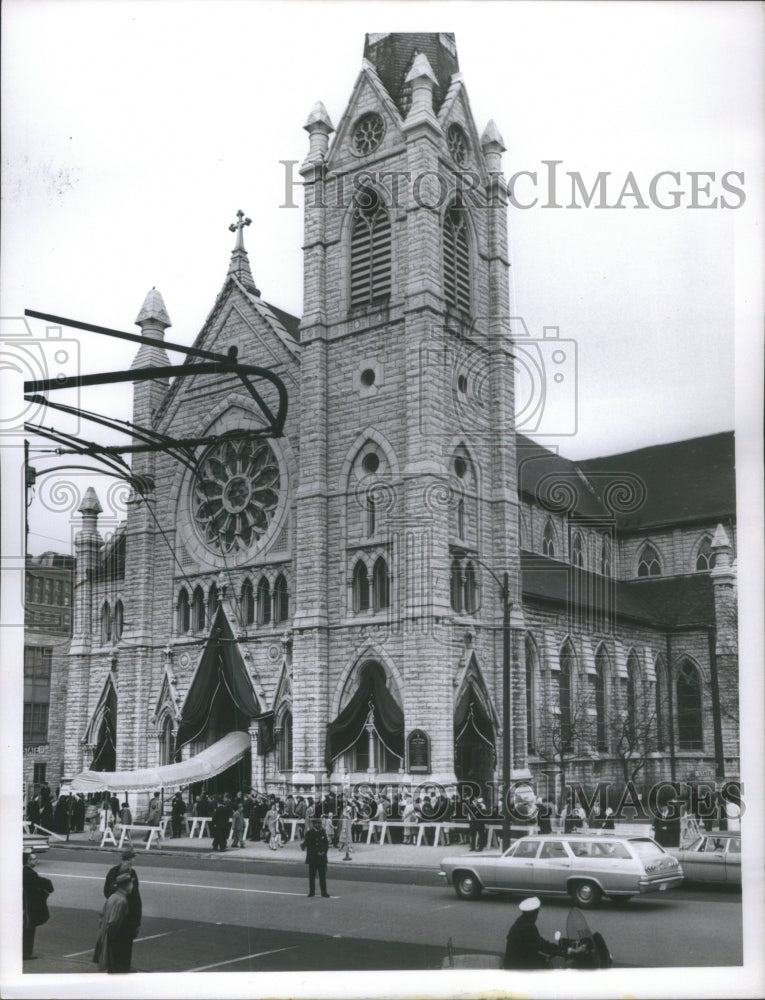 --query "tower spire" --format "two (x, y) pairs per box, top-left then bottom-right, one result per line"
(227, 209), (260, 296)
